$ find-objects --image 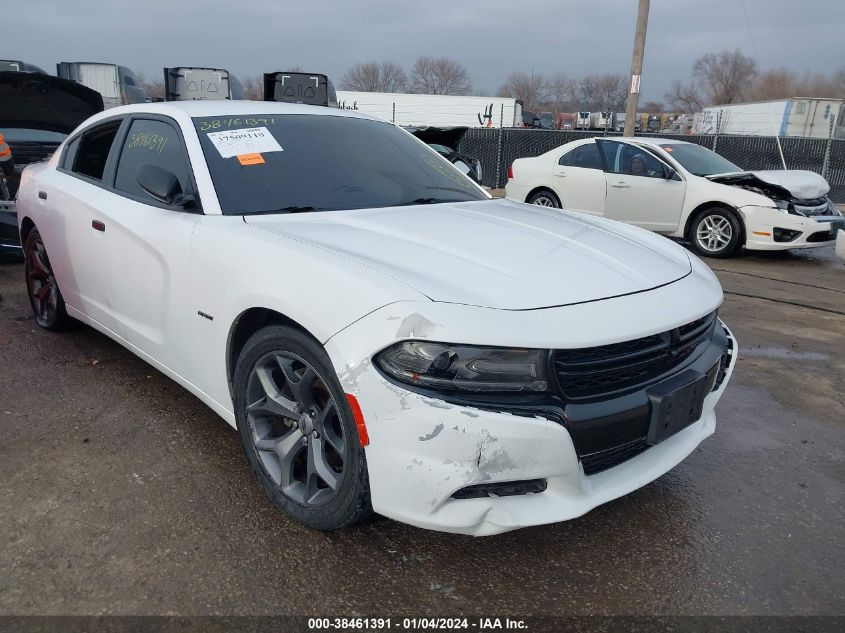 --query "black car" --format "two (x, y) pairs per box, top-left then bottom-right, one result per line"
(406, 126), (483, 184)
(0, 71), (103, 257)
